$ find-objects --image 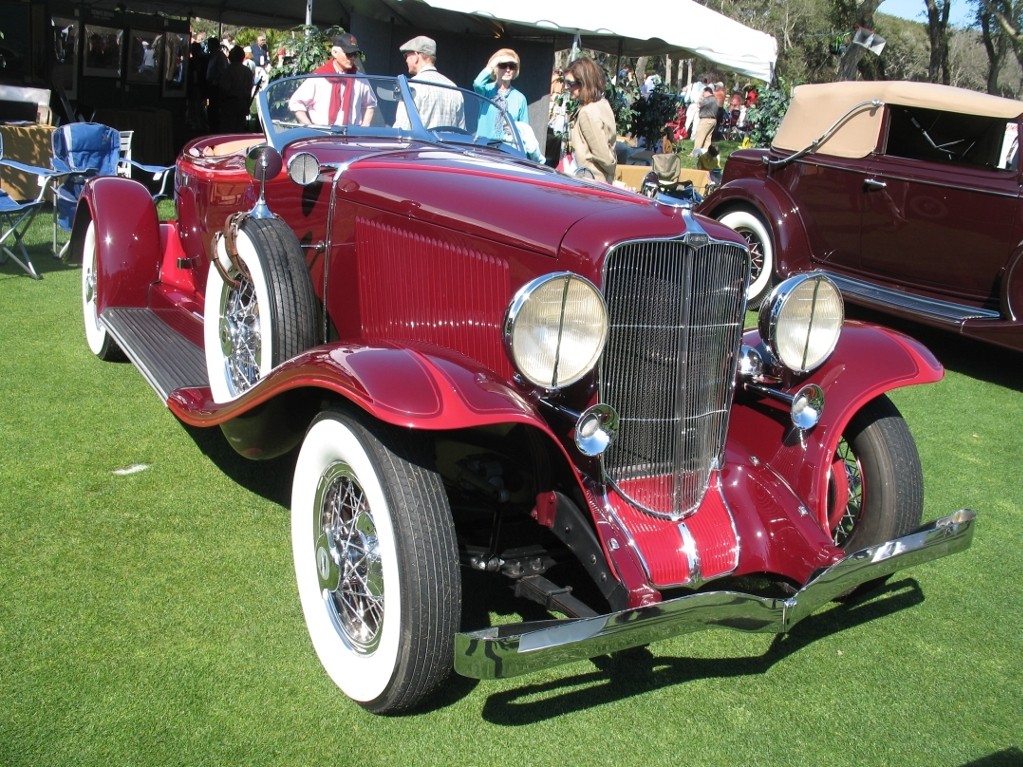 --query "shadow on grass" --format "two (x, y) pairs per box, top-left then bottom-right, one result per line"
(960, 748), (1023, 767)
(178, 421), (296, 507)
(477, 577), (926, 724)
(845, 305), (1021, 392)
(0, 243), (77, 280)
